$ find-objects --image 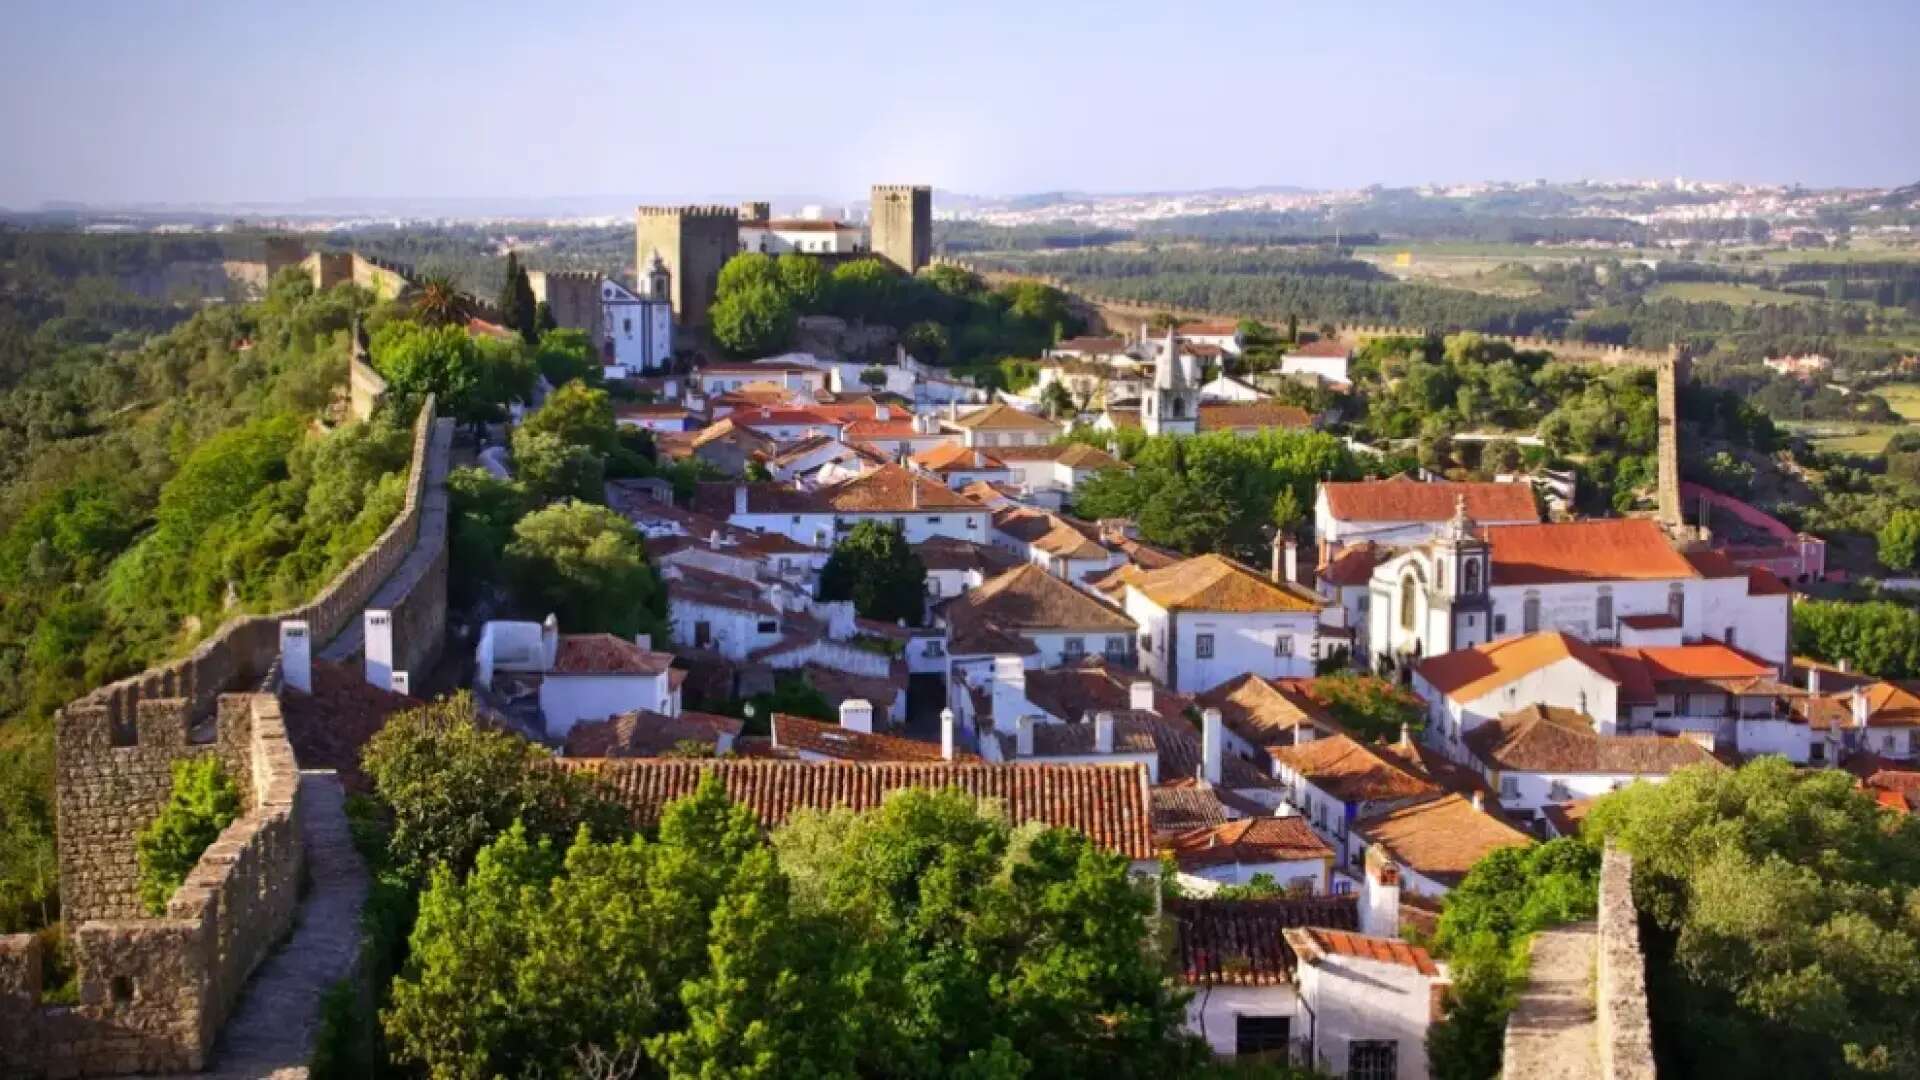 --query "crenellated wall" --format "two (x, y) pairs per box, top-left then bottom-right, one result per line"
(1, 690), (303, 1077)
(60, 396), (438, 736)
